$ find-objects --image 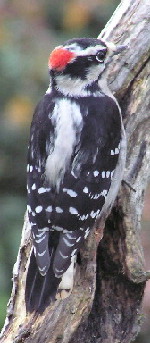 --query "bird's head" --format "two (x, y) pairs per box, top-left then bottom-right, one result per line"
(48, 38), (125, 96)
